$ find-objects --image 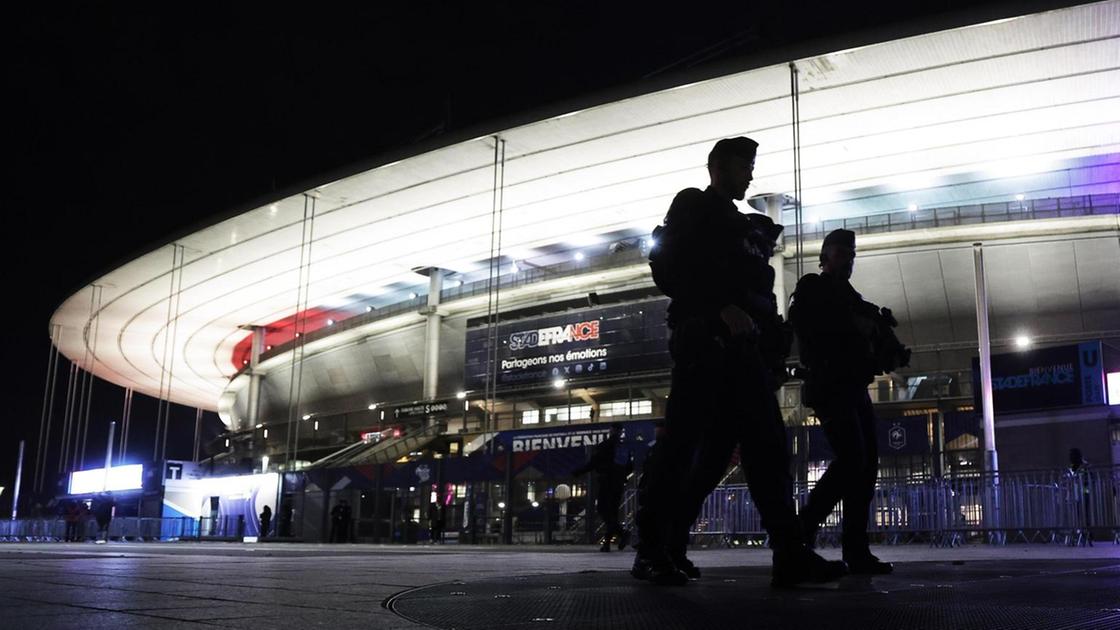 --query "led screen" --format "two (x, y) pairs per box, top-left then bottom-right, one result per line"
(68, 464), (144, 494)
